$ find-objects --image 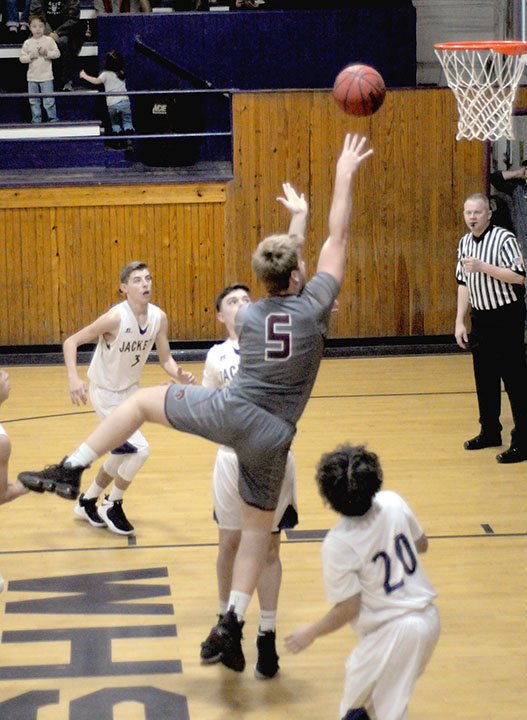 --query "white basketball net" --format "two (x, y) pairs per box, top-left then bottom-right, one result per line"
(434, 45), (527, 141)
